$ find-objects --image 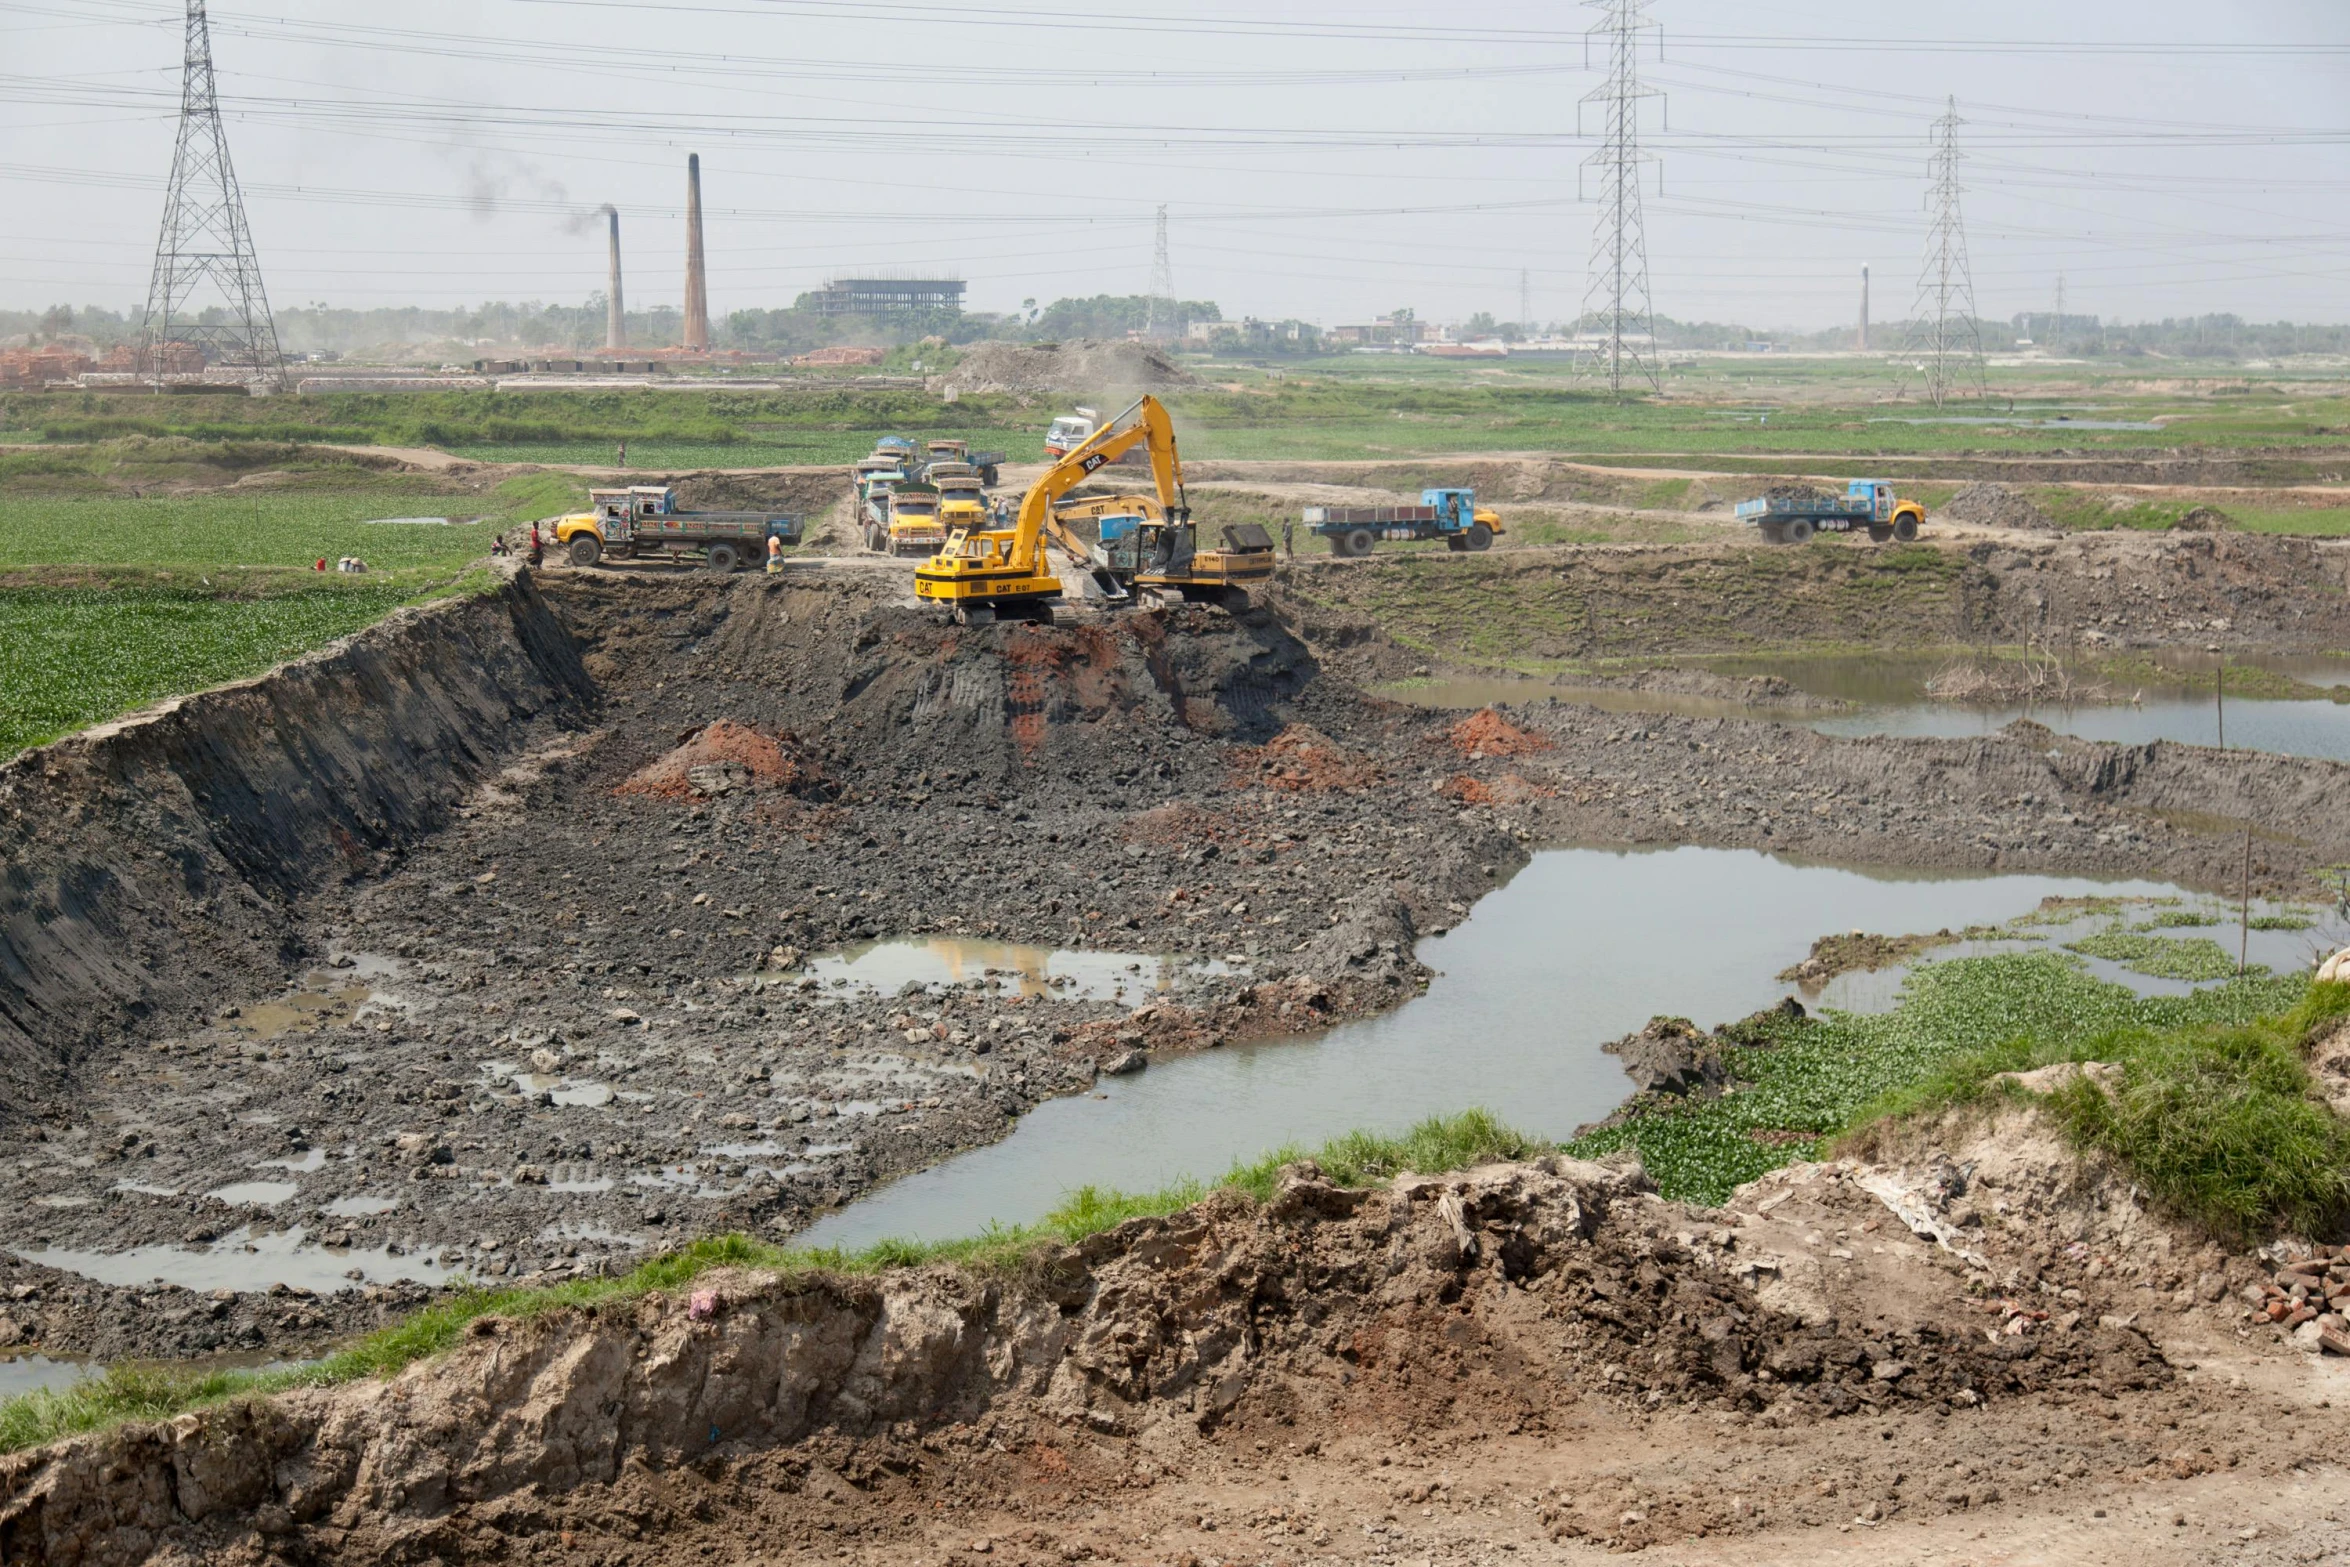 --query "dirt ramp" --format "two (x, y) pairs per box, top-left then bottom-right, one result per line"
(0, 572), (591, 1116)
